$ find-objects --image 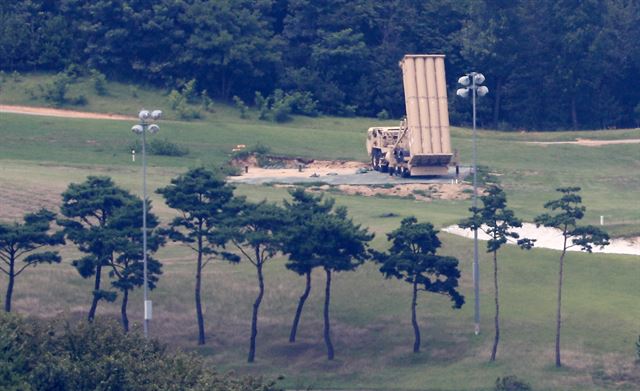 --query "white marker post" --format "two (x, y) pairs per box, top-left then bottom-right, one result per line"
(132, 150), (136, 162)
